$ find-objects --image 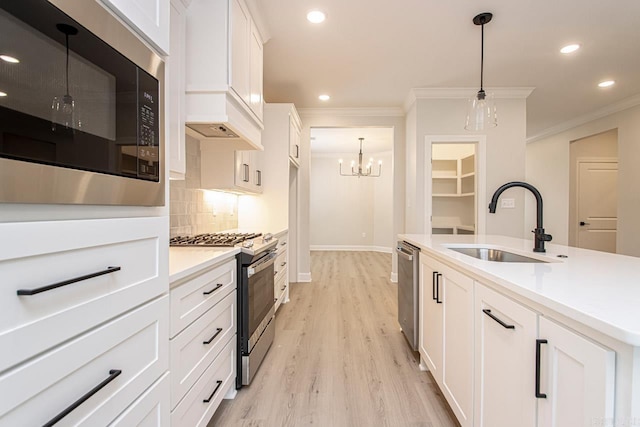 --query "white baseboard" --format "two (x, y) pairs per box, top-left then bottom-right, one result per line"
(297, 272), (312, 282)
(390, 272), (398, 283)
(310, 245), (392, 253)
